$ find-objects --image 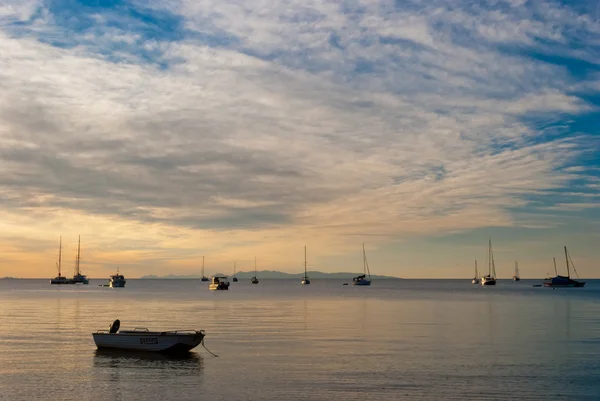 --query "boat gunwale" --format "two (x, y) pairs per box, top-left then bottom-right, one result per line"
(94, 329), (204, 336)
